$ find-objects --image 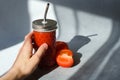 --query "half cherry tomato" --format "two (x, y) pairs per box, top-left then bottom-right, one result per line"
(56, 41), (69, 52)
(56, 49), (74, 68)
